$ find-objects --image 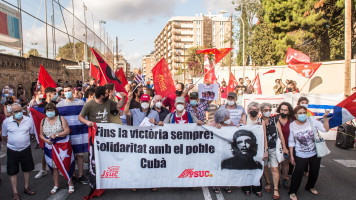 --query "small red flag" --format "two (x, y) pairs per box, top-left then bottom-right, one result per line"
(91, 48), (126, 92)
(285, 47), (311, 64)
(227, 72), (238, 94)
(38, 65), (57, 94)
(152, 58), (175, 97)
(263, 69), (276, 75)
(115, 68), (128, 87)
(215, 48), (233, 64)
(288, 63), (322, 78)
(203, 55), (217, 84)
(90, 63), (101, 81)
(252, 73), (262, 94)
(196, 48), (219, 54)
(30, 107), (46, 149)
